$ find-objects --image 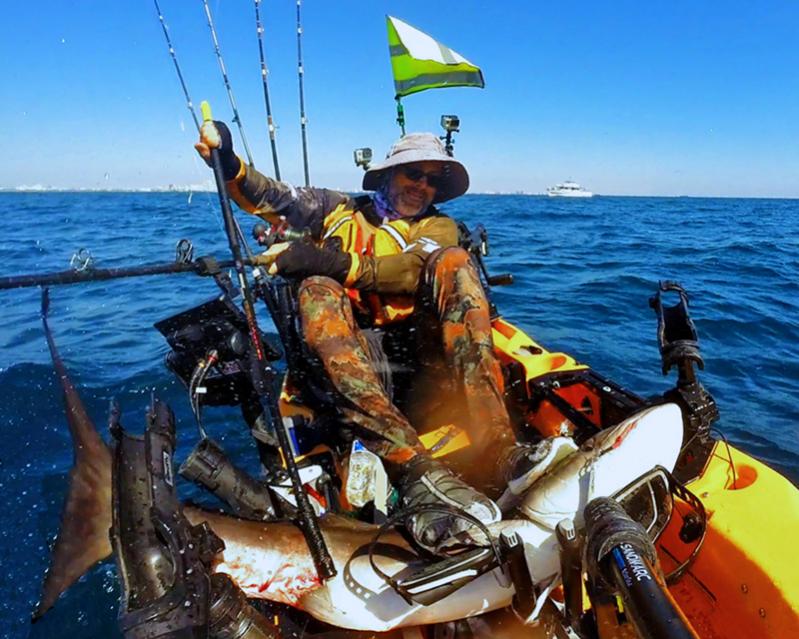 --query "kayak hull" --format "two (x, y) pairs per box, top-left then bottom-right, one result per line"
(659, 443), (799, 637)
